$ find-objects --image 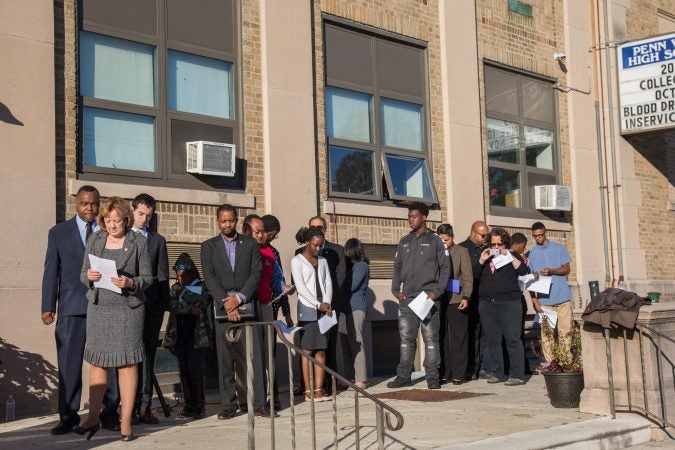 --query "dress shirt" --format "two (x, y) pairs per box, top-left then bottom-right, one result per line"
(75, 215), (99, 245)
